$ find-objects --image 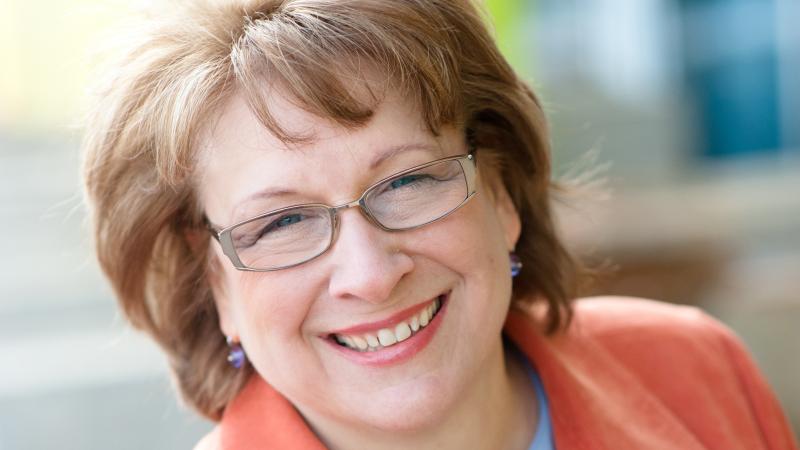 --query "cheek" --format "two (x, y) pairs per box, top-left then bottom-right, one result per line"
(234, 272), (311, 337)
(217, 266), (316, 372)
(455, 196), (511, 265)
(416, 195), (512, 304)
(230, 272), (325, 382)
